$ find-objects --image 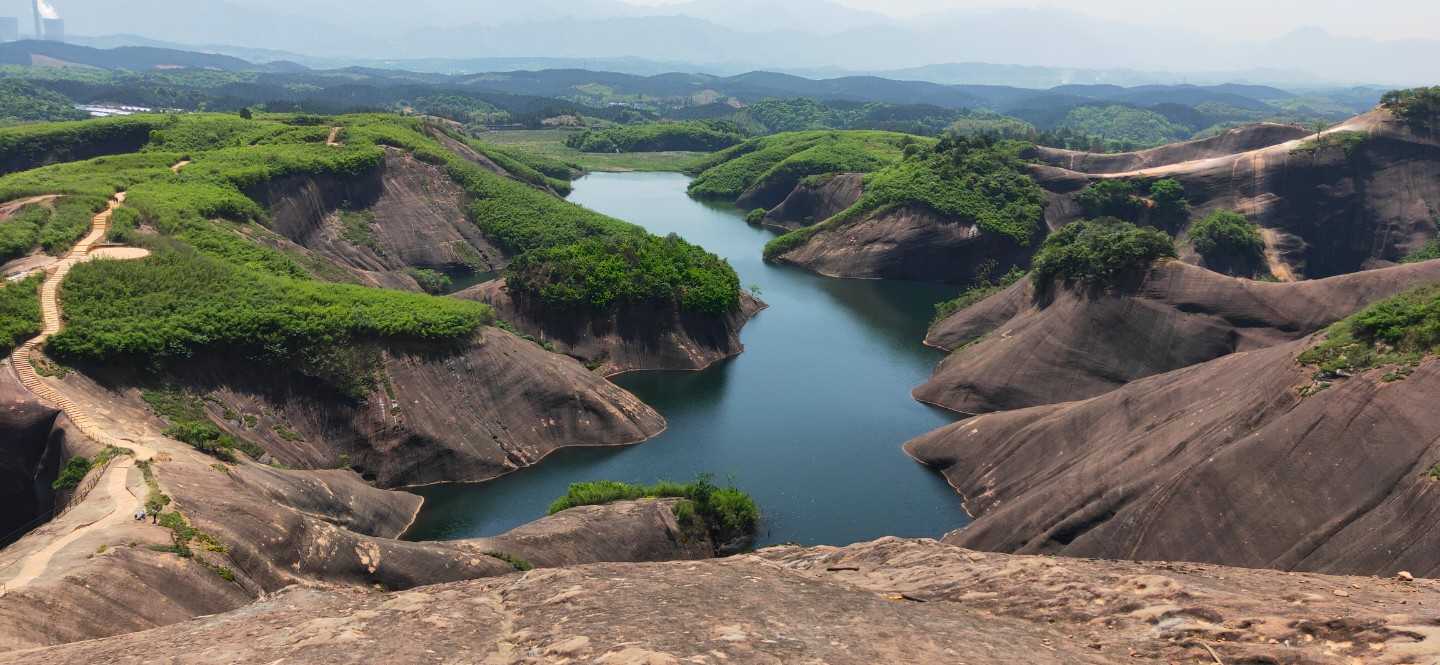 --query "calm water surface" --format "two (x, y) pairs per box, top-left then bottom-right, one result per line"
(406, 172), (969, 547)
